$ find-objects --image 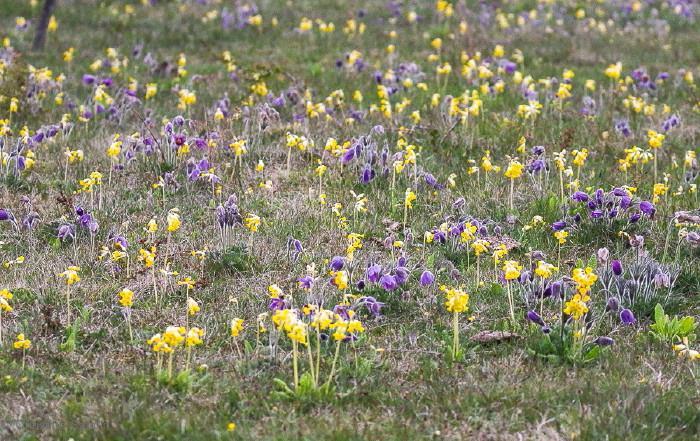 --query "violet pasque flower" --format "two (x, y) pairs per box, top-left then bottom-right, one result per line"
(526, 310), (545, 327)
(419, 270), (435, 287)
(620, 308), (636, 325)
